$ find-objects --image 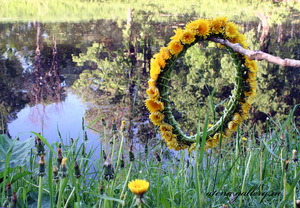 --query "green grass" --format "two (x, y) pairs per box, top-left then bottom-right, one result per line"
(1, 0), (298, 23)
(0, 105), (299, 207)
